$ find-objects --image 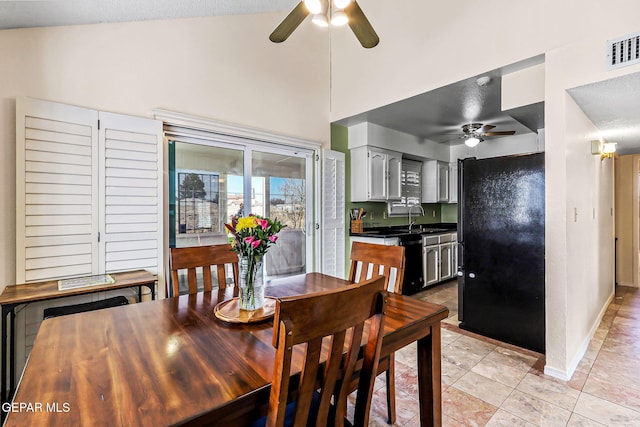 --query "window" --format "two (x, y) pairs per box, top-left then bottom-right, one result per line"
(167, 135), (315, 291)
(388, 159), (422, 216)
(176, 171), (220, 234)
